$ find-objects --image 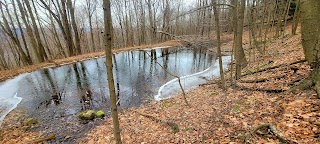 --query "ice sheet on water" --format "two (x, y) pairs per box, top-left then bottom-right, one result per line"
(0, 73), (29, 126)
(155, 56), (231, 101)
